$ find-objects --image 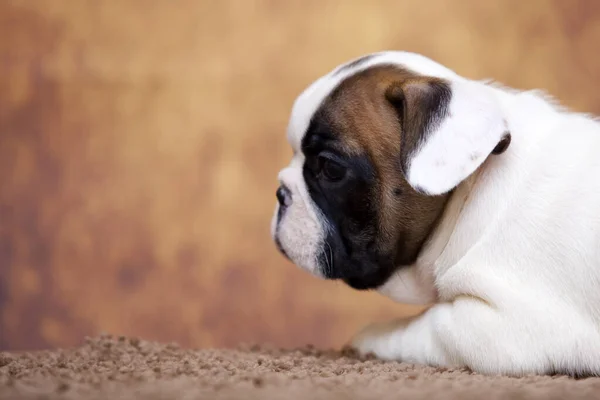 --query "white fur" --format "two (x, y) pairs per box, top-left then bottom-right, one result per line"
(273, 51), (600, 376)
